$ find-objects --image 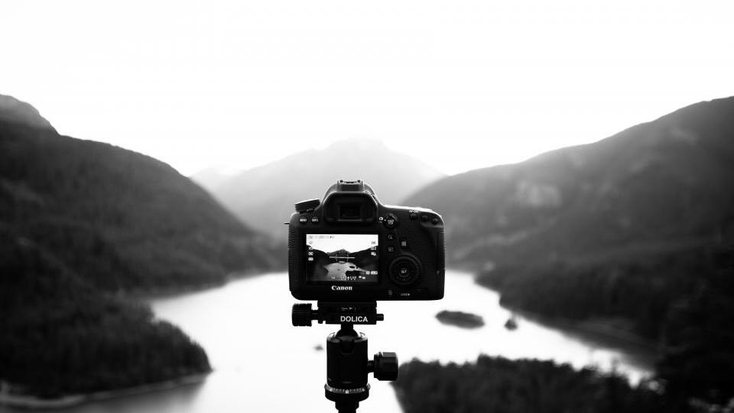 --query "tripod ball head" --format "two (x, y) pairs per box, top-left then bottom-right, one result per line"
(292, 301), (397, 413)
